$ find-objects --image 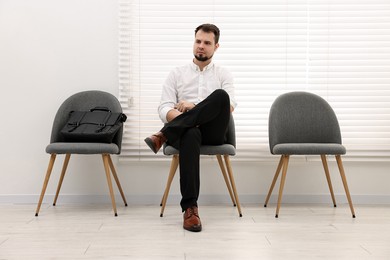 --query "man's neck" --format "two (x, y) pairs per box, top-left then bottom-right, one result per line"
(193, 59), (212, 71)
